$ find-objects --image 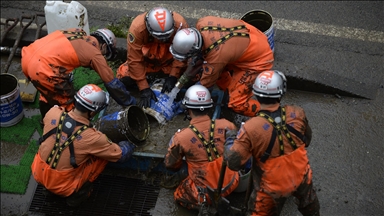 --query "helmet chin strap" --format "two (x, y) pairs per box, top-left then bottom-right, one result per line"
(183, 109), (191, 121)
